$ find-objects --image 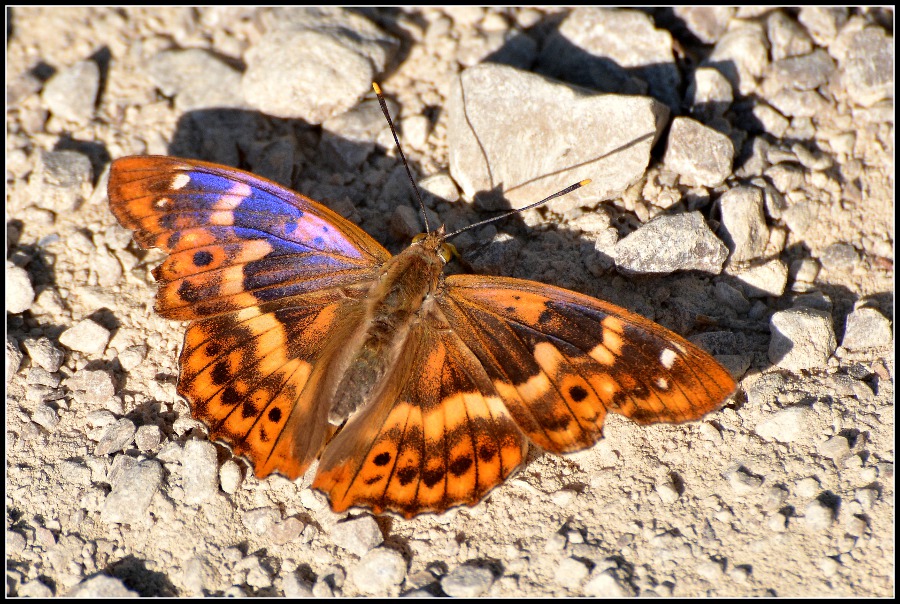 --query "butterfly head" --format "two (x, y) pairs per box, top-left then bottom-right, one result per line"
(411, 226), (457, 264)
